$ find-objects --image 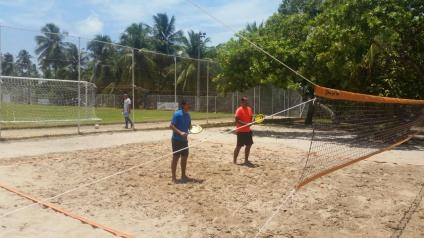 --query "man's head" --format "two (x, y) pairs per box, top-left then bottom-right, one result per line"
(240, 96), (249, 108)
(123, 93), (128, 99)
(180, 99), (191, 112)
